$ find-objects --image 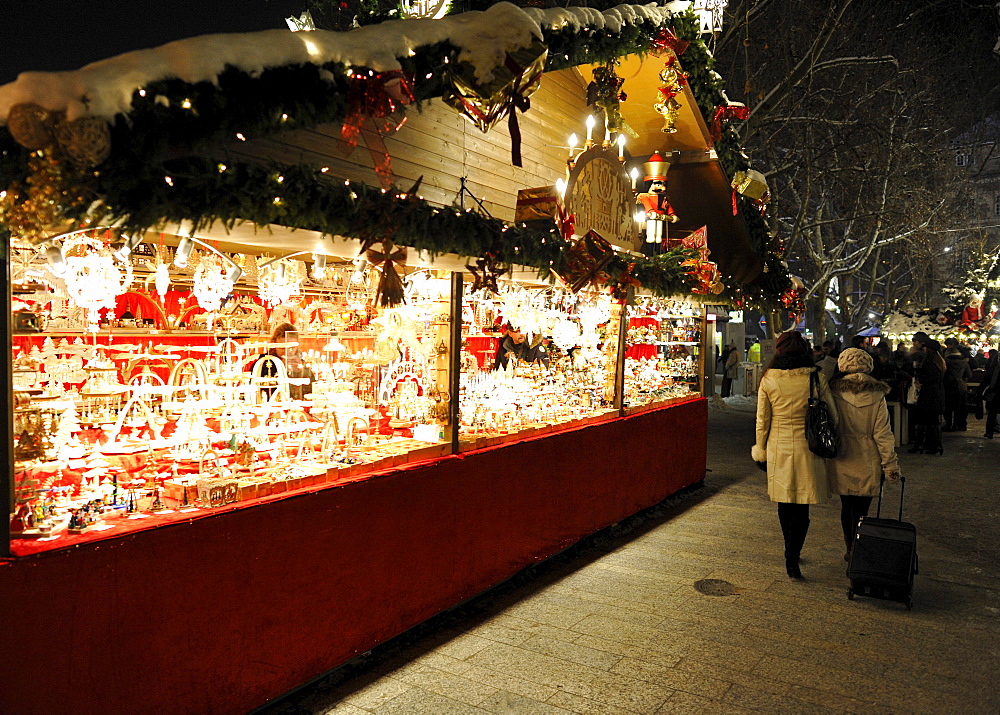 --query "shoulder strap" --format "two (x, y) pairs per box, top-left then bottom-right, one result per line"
(809, 369), (819, 400)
